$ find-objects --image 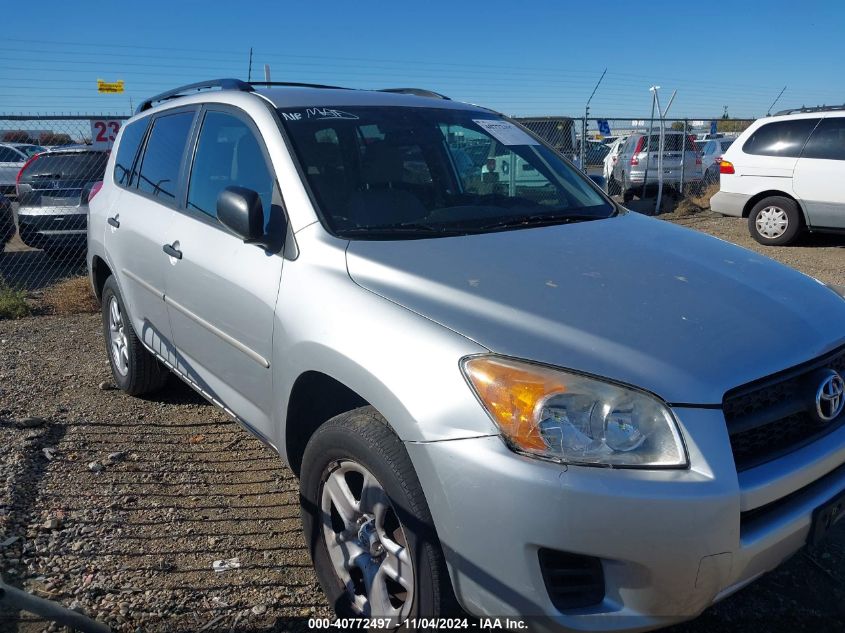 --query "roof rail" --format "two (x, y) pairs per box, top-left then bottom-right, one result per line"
(248, 81), (351, 91)
(136, 78), (251, 114)
(773, 104), (845, 116)
(380, 88), (451, 100)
